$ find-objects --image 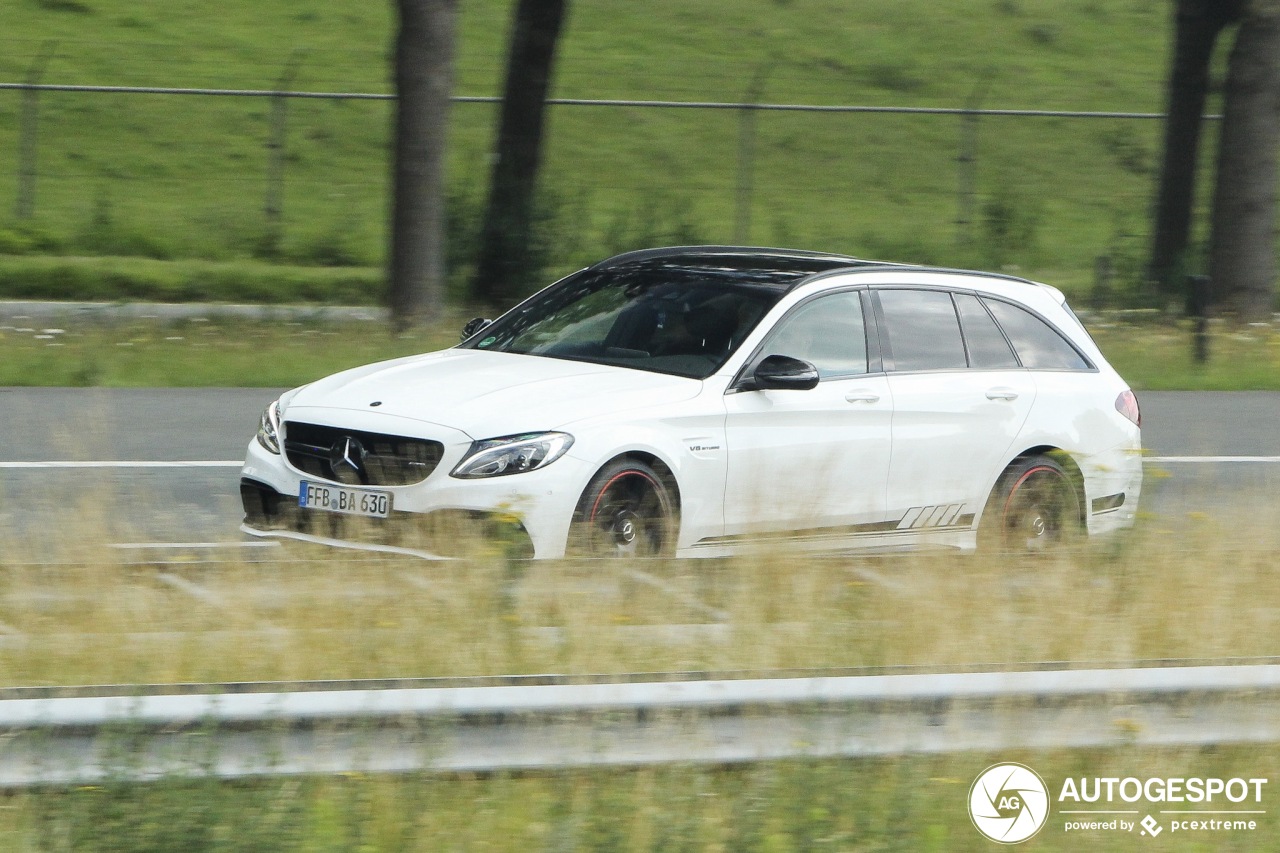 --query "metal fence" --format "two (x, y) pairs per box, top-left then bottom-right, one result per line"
(1, 78), (1200, 288)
